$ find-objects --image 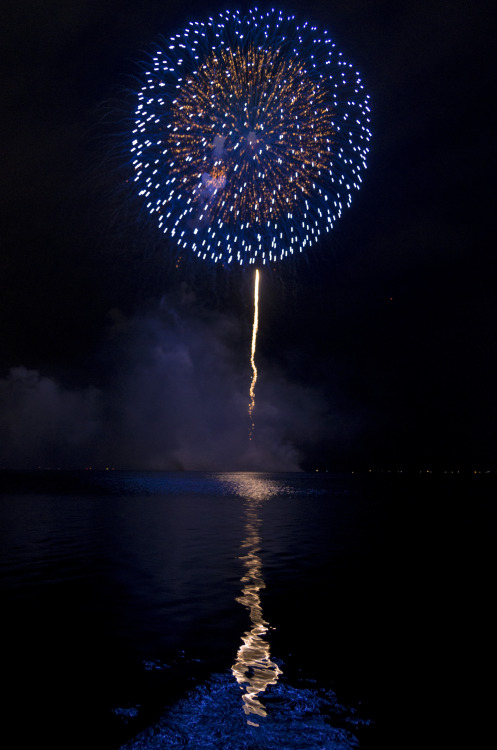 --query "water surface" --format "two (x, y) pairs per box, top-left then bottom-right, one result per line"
(1, 470), (493, 748)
